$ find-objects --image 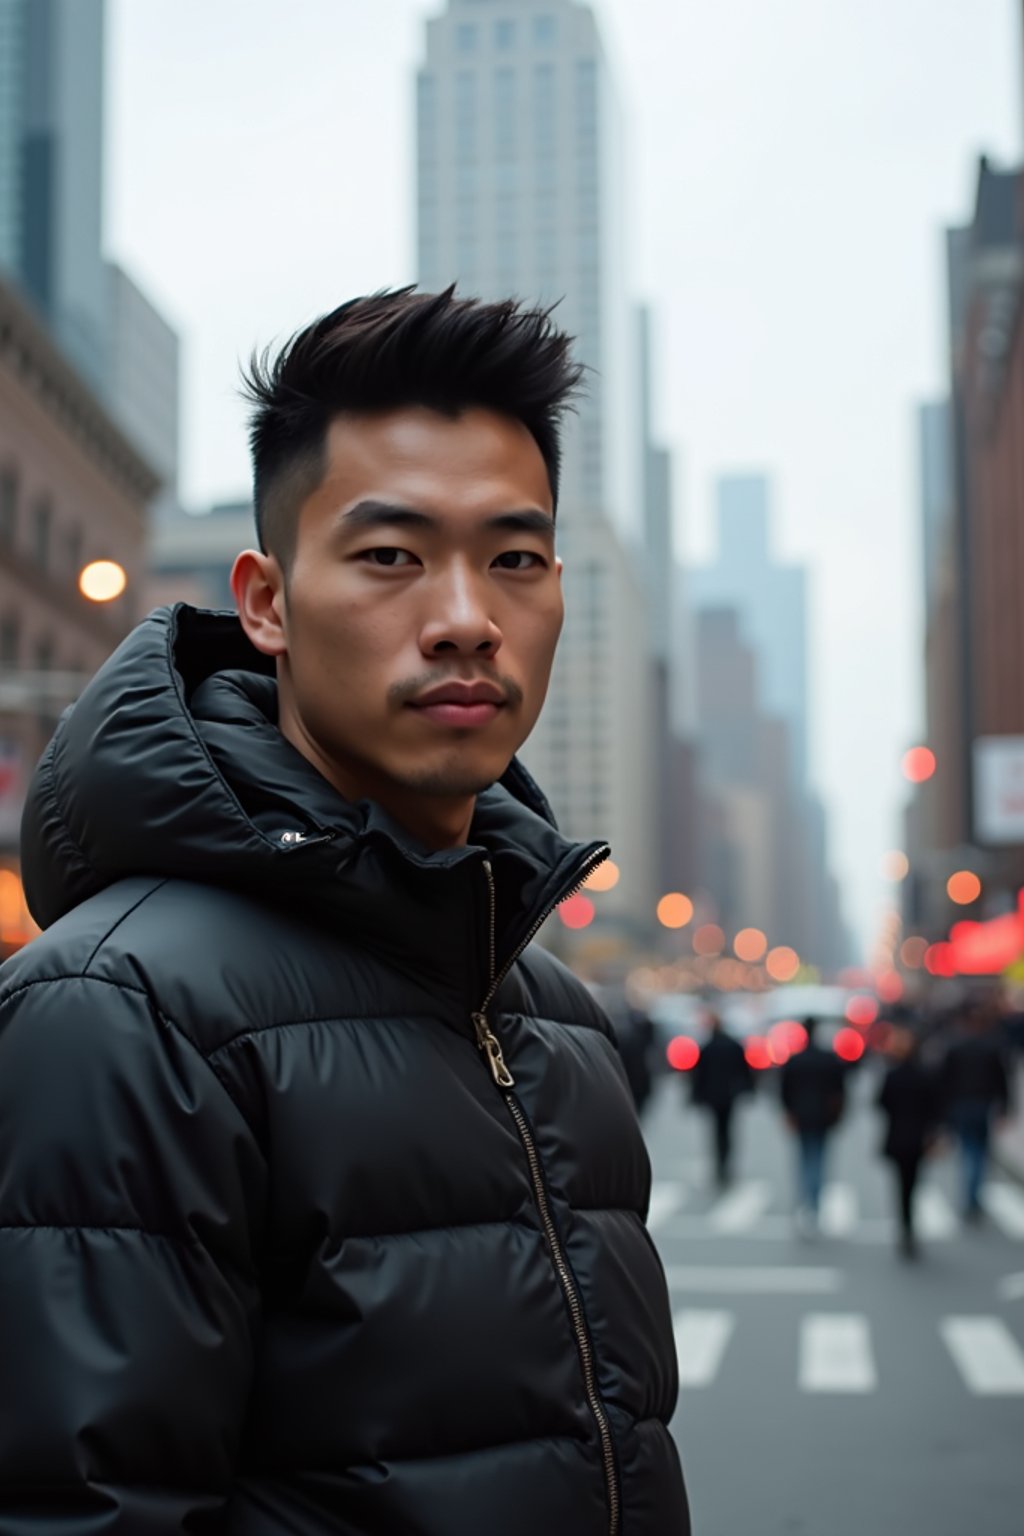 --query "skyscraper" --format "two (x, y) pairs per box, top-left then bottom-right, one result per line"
(0, 0), (180, 518)
(416, 0), (658, 931)
(692, 475), (810, 788)
(0, 0), (107, 388)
